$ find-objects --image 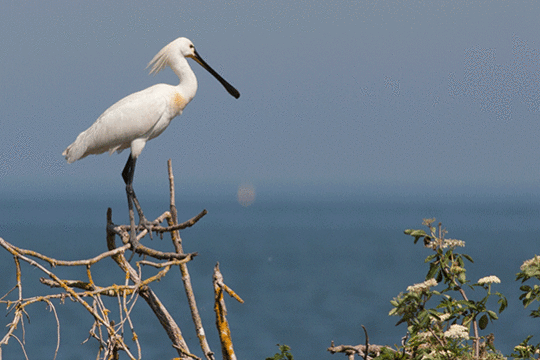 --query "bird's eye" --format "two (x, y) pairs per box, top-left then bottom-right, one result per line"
(189, 44), (194, 49)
